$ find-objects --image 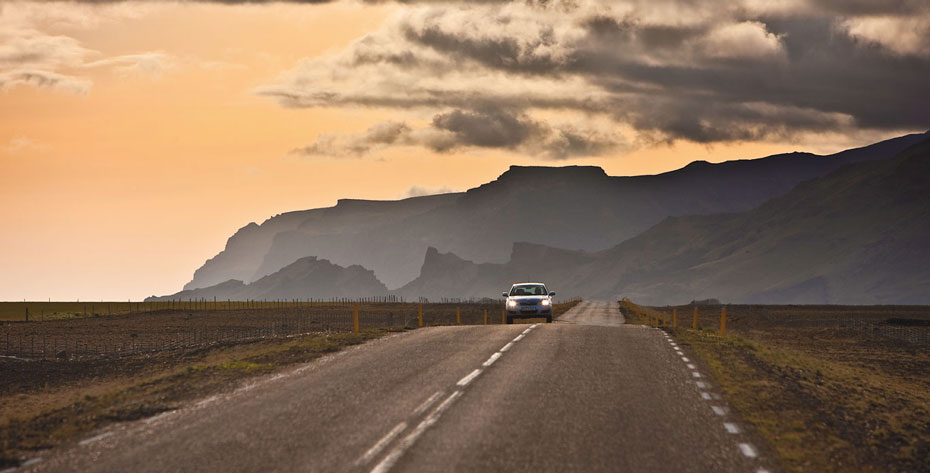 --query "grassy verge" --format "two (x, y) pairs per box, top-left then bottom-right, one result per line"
(0, 329), (392, 468)
(621, 300), (930, 473)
